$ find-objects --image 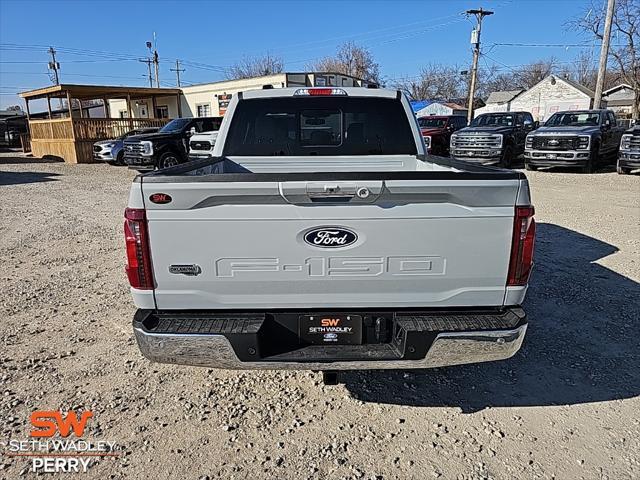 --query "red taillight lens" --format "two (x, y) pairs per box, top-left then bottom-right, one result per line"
(507, 206), (536, 286)
(124, 208), (154, 290)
